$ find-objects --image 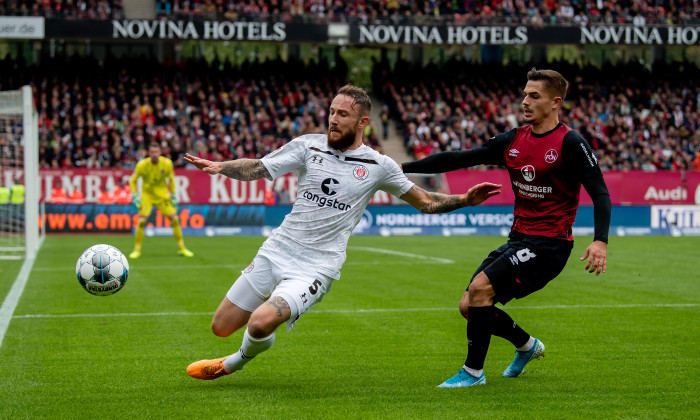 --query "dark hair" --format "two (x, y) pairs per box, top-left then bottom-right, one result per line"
(527, 68), (569, 101)
(148, 141), (161, 149)
(336, 84), (372, 117)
